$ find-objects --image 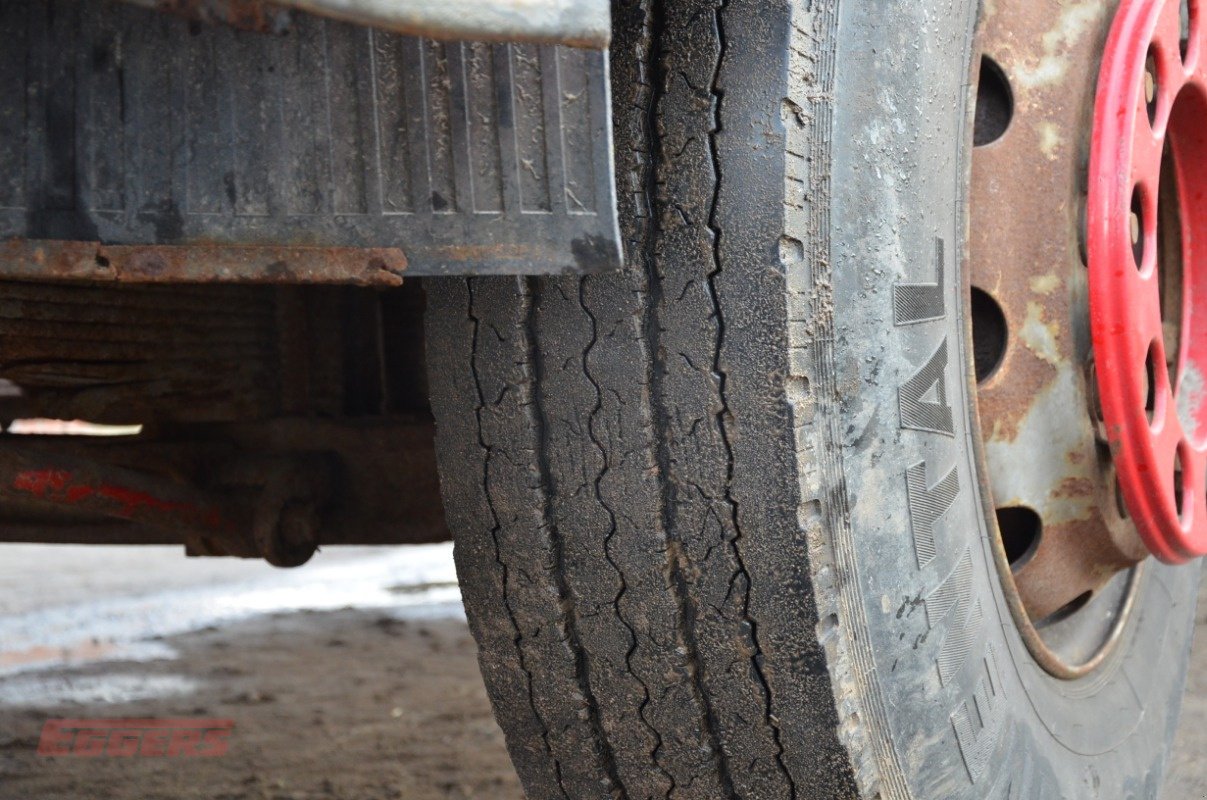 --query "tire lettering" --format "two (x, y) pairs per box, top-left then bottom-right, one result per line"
(899, 338), (955, 436)
(951, 646), (1005, 783)
(905, 461), (959, 569)
(893, 237), (945, 324)
(927, 550), (979, 685)
(895, 236), (1005, 787)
